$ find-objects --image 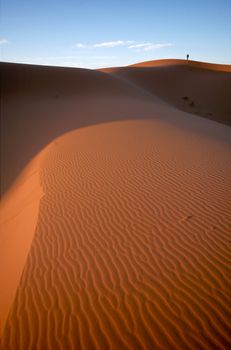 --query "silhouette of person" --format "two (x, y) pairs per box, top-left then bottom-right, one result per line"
(187, 54), (189, 62)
